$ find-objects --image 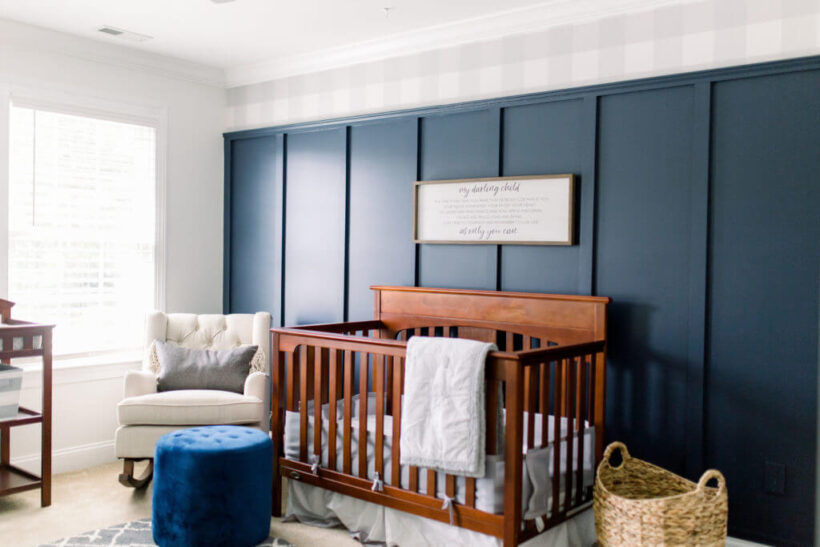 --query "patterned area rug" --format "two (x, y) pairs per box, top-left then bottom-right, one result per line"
(40, 518), (293, 547)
